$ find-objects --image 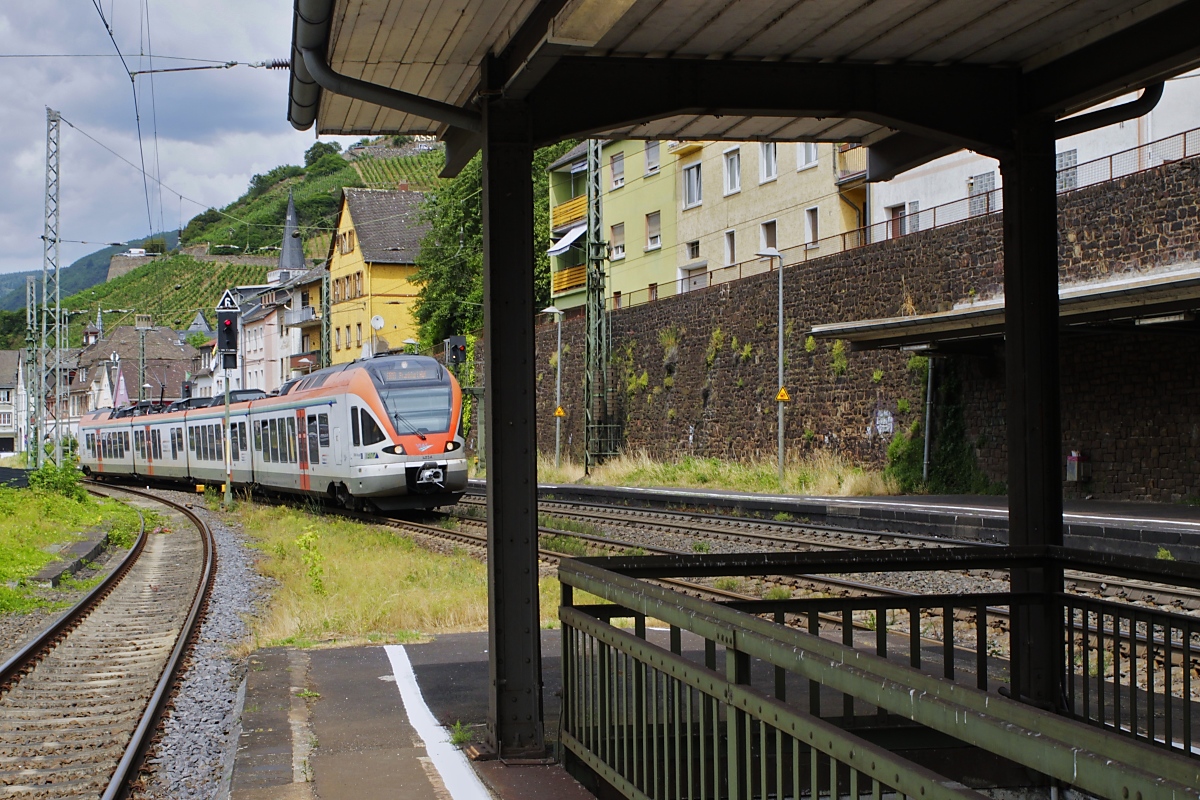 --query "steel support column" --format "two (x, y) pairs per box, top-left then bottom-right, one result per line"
(481, 90), (545, 757)
(1000, 116), (1064, 709)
